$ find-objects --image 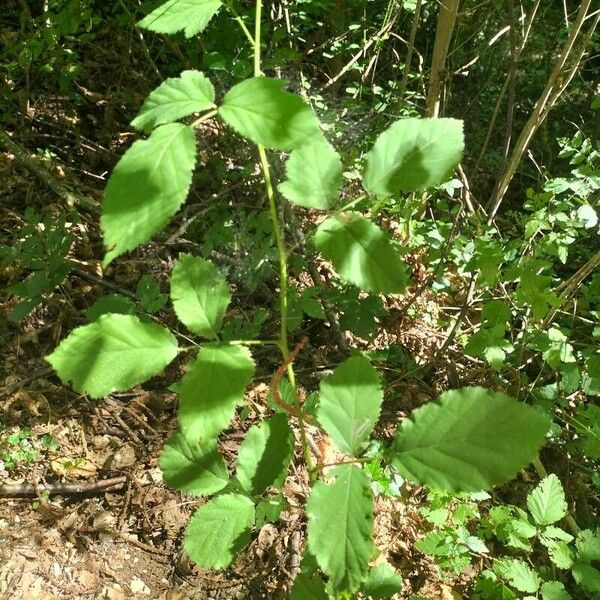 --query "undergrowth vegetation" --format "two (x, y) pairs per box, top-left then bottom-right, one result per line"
(1, 0), (599, 598)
